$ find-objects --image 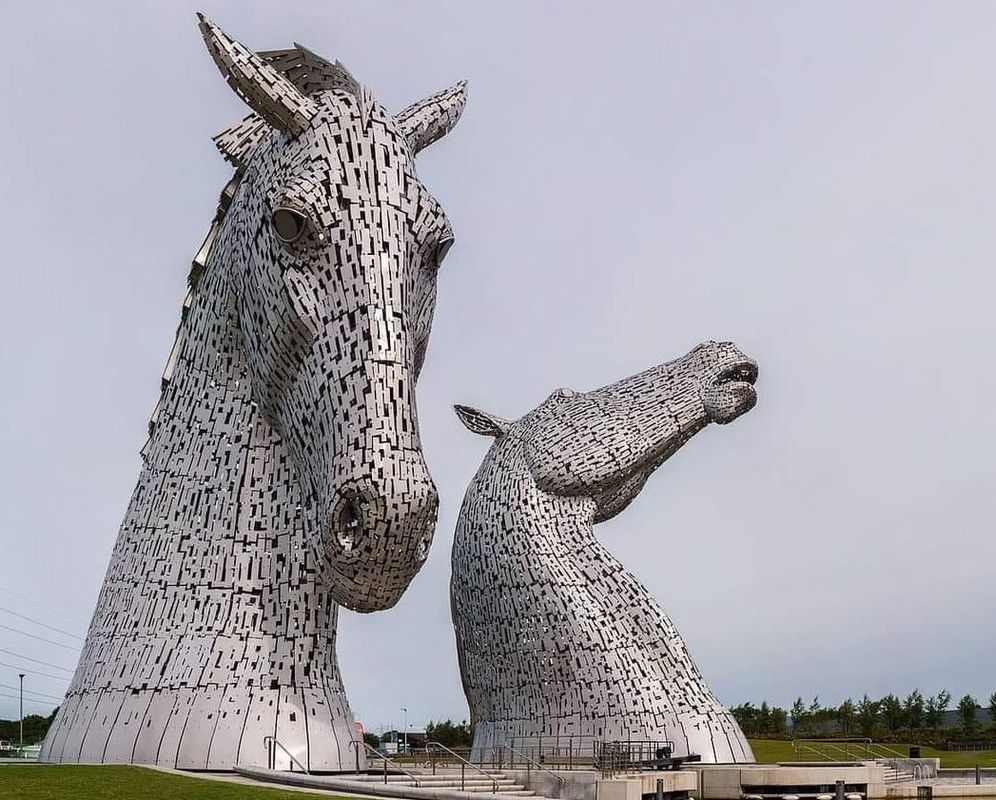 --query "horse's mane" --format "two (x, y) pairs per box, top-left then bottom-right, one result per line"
(148, 47), (362, 436)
